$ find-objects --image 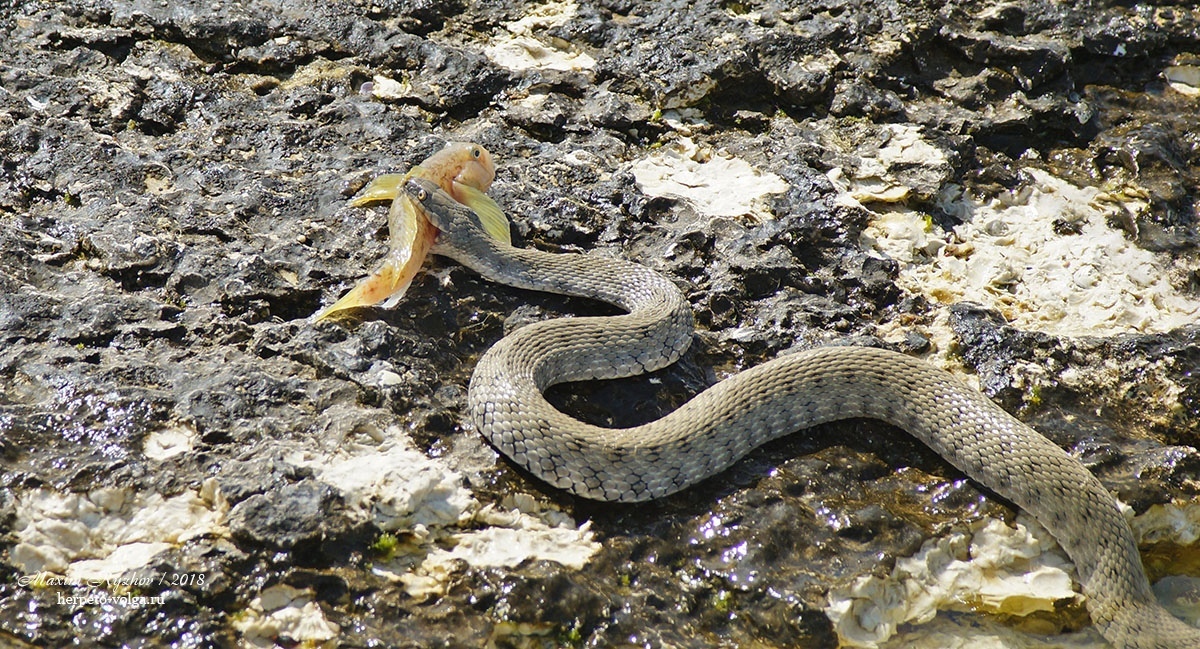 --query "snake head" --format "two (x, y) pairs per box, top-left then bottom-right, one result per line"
(408, 177), (451, 220)
(406, 177), (475, 232)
